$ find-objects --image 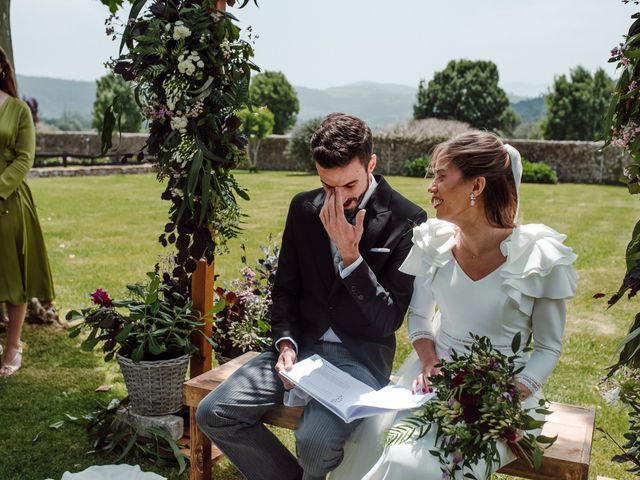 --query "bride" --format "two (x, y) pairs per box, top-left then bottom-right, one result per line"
(330, 131), (578, 479)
